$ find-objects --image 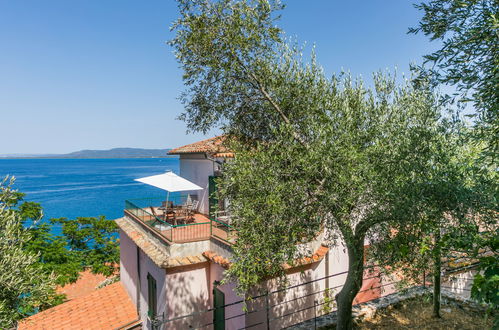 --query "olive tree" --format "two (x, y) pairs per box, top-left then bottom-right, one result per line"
(171, 1), (442, 328)
(410, 0), (499, 158)
(0, 177), (62, 328)
(410, 1), (499, 319)
(370, 122), (497, 318)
